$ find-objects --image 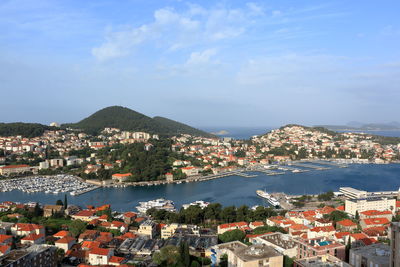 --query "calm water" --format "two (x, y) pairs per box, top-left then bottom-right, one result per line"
(337, 130), (400, 137)
(200, 126), (272, 140)
(200, 127), (400, 140)
(0, 164), (399, 212)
